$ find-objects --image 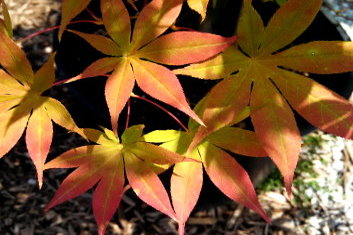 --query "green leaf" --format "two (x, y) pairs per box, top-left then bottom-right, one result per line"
(122, 125), (145, 144)
(259, 0), (322, 55)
